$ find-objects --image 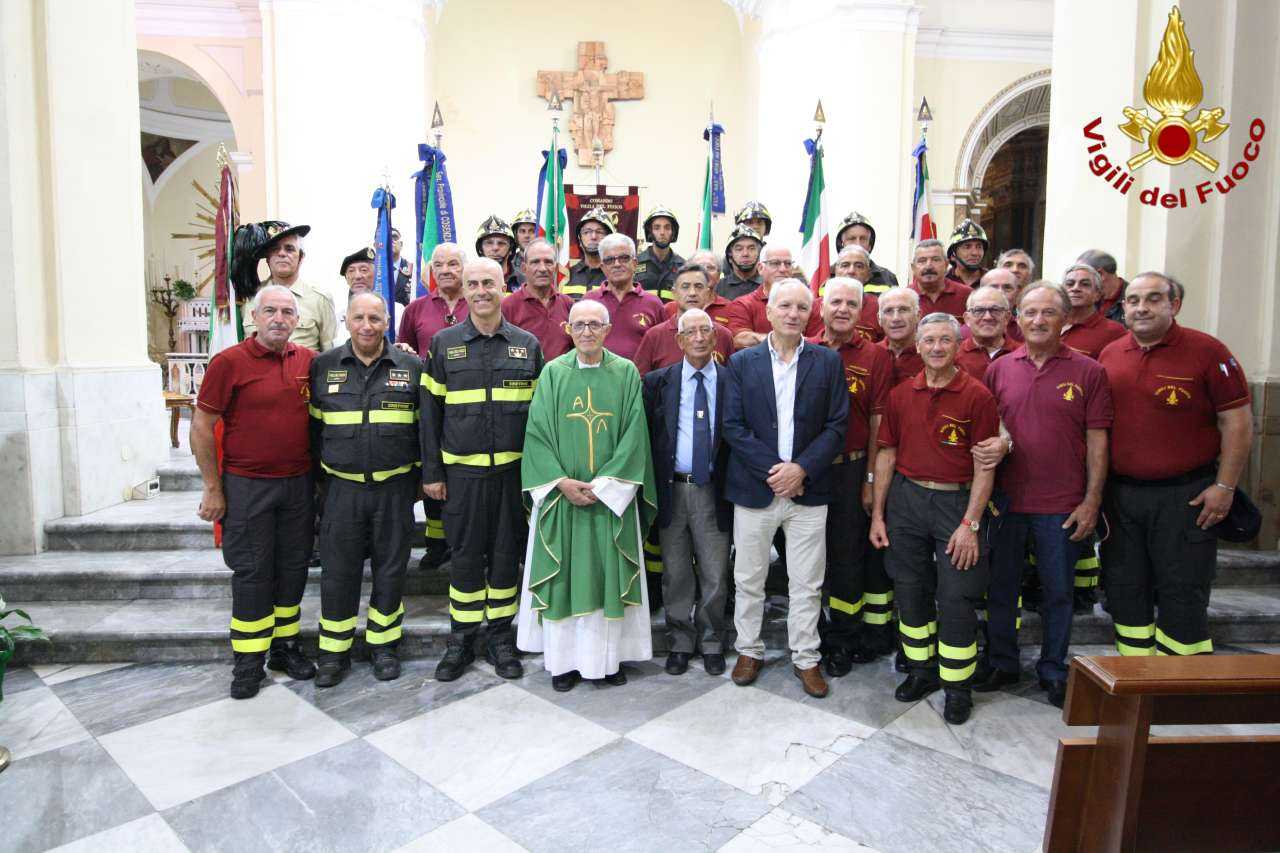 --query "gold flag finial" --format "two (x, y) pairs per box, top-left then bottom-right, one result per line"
(813, 100), (826, 124)
(431, 101), (444, 129)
